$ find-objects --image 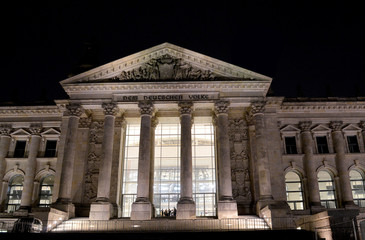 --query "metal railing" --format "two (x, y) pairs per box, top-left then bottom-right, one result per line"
(0, 217), (274, 233)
